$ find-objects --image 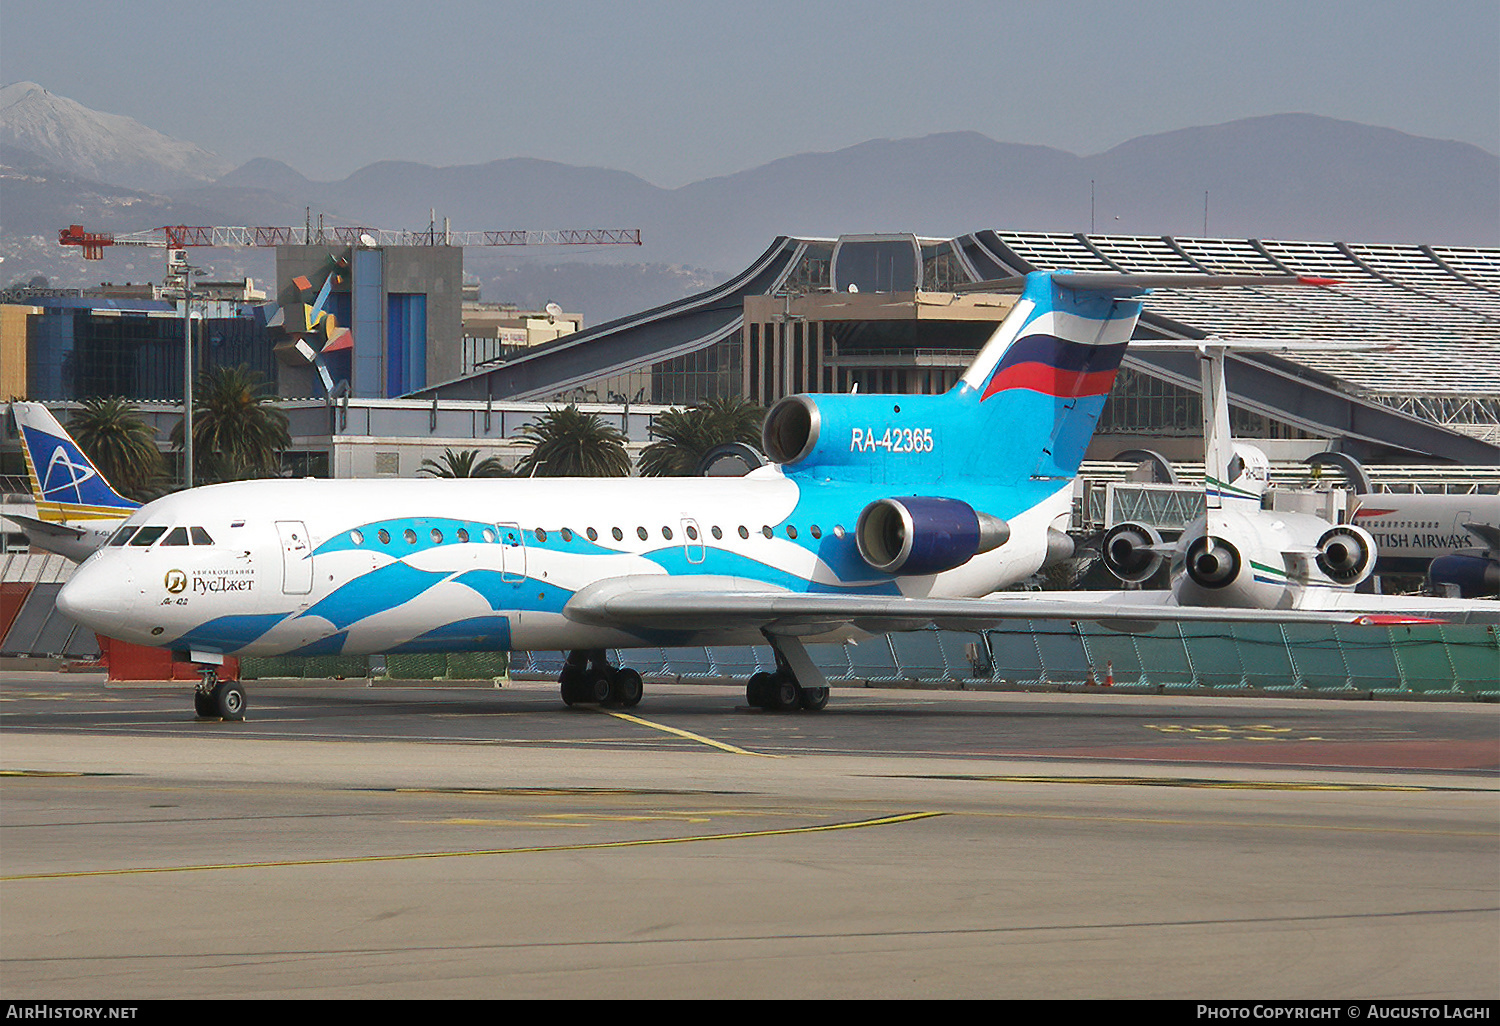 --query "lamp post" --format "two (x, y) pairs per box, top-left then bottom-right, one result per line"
(173, 251), (206, 488)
